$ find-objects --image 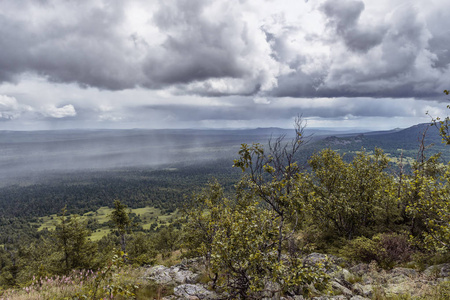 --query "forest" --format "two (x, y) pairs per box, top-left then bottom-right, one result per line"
(0, 112), (449, 299)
